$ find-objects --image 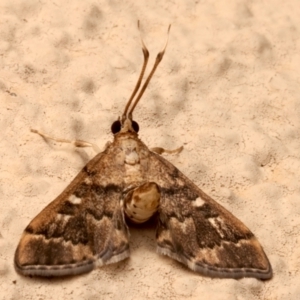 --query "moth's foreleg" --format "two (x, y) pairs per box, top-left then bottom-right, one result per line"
(124, 182), (160, 224)
(30, 129), (101, 152)
(151, 146), (183, 155)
